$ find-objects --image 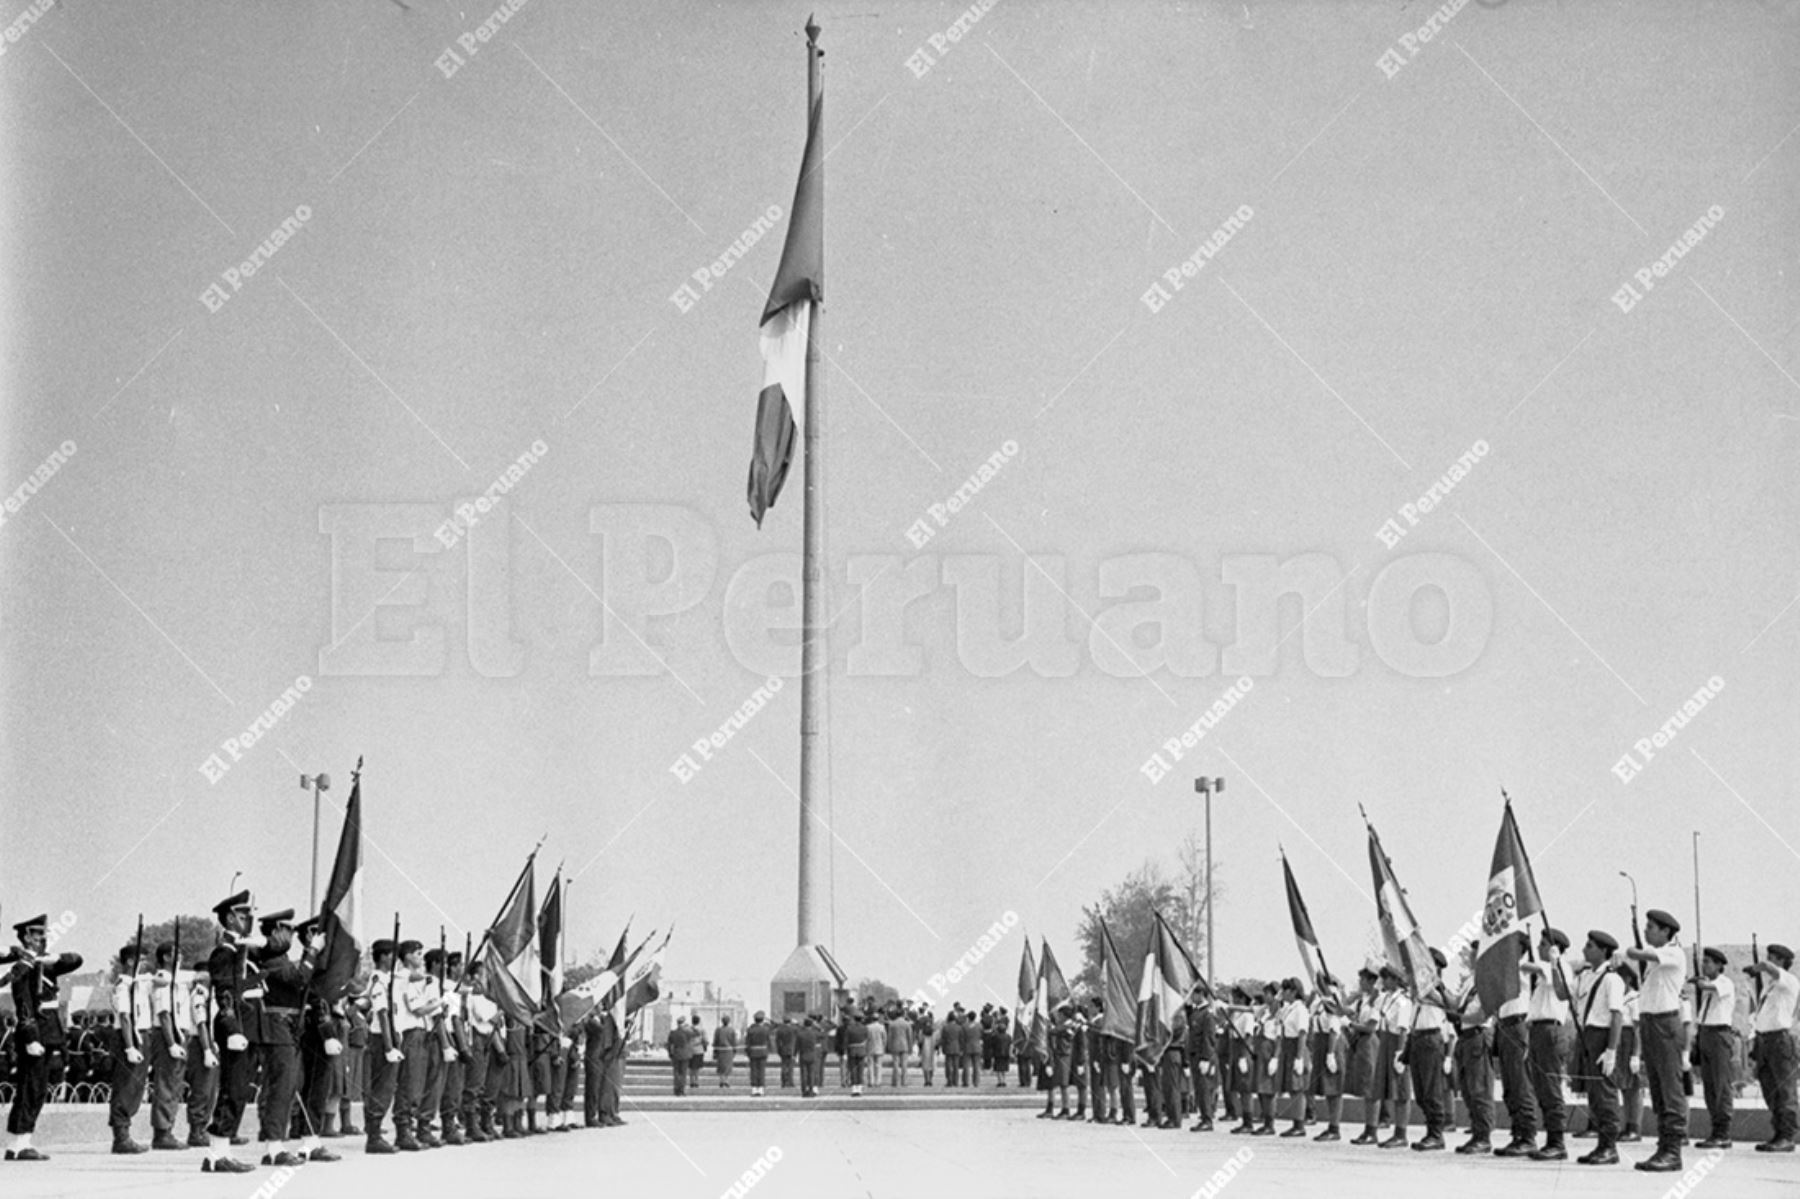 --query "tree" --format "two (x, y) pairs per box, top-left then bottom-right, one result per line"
(1171, 830), (1226, 964)
(108, 915), (220, 972)
(1074, 853), (1223, 997)
(853, 977), (899, 1006)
